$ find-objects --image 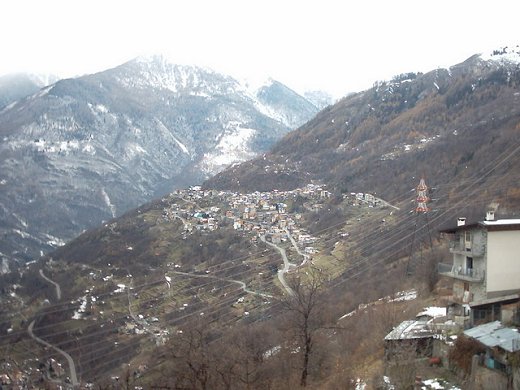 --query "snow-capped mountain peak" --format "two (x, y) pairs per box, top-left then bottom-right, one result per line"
(0, 57), (320, 266)
(115, 55), (238, 95)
